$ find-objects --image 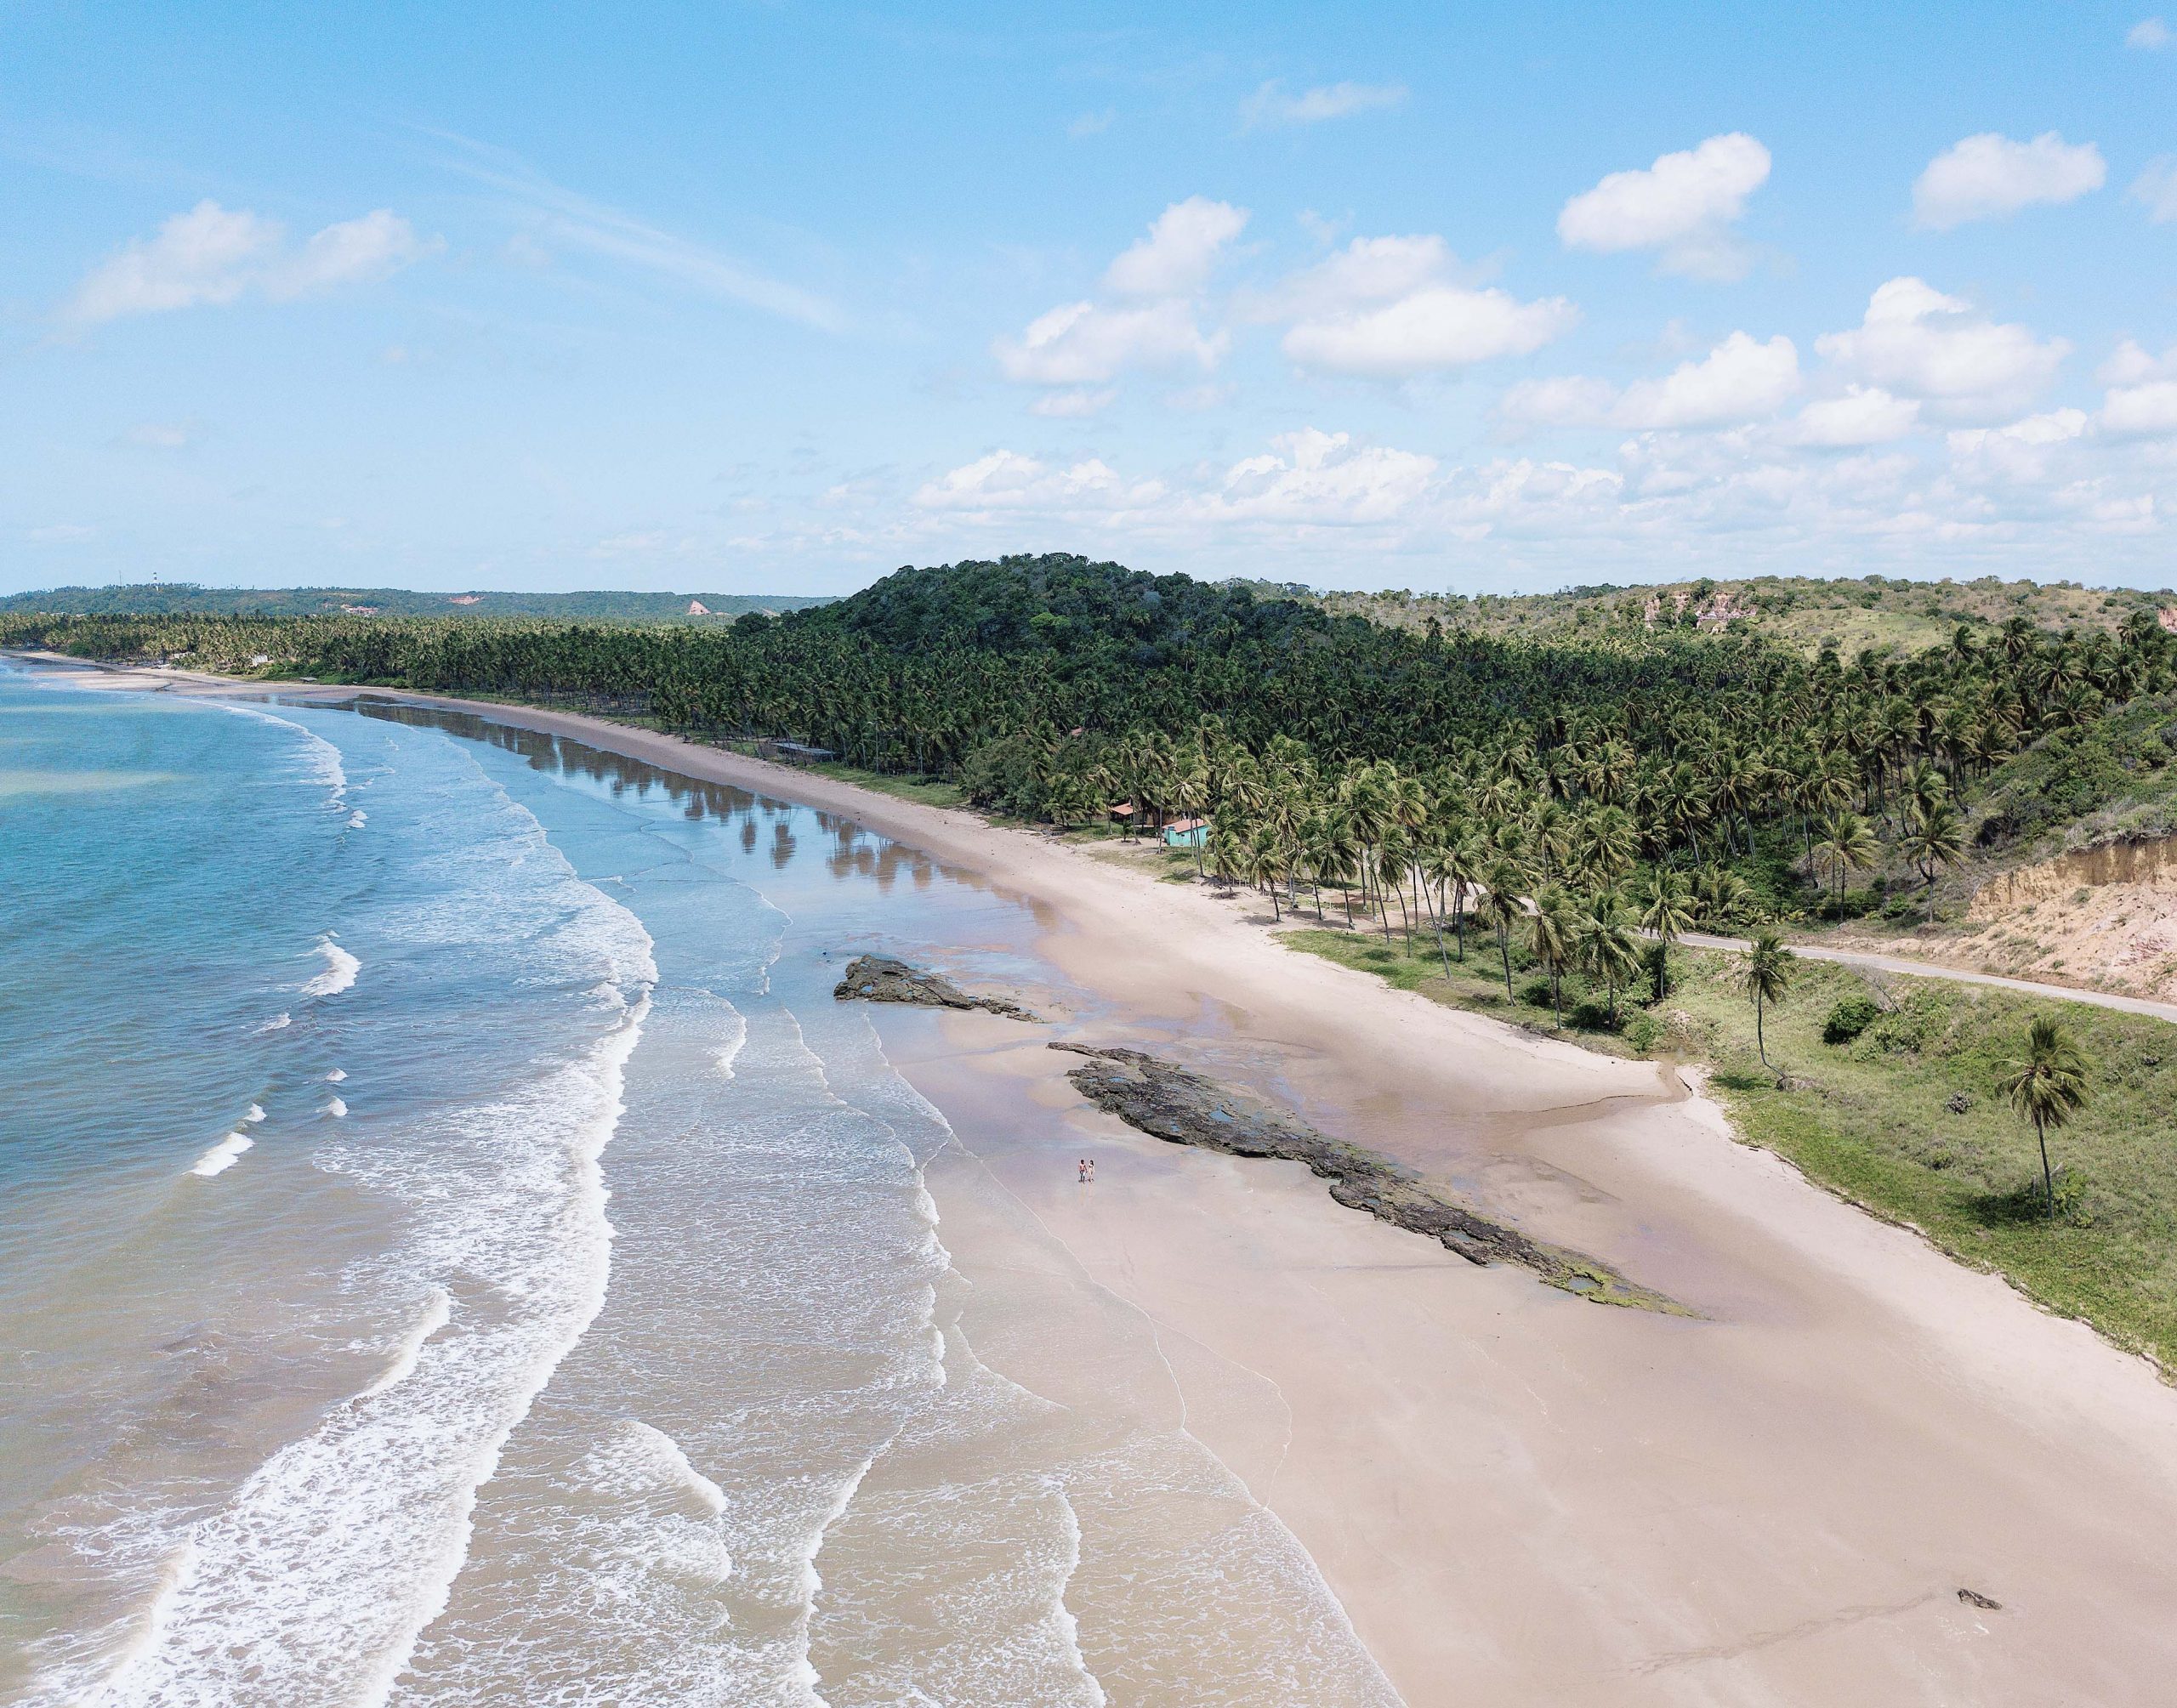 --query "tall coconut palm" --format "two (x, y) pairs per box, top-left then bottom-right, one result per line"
(1998, 1016), (2091, 1219)
(1899, 799), (1964, 923)
(1638, 867), (1697, 1002)
(1572, 890), (1640, 1025)
(1527, 884), (1577, 1028)
(1813, 808), (1879, 918)
(1739, 932), (1794, 1081)
(1477, 856), (1527, 1001)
